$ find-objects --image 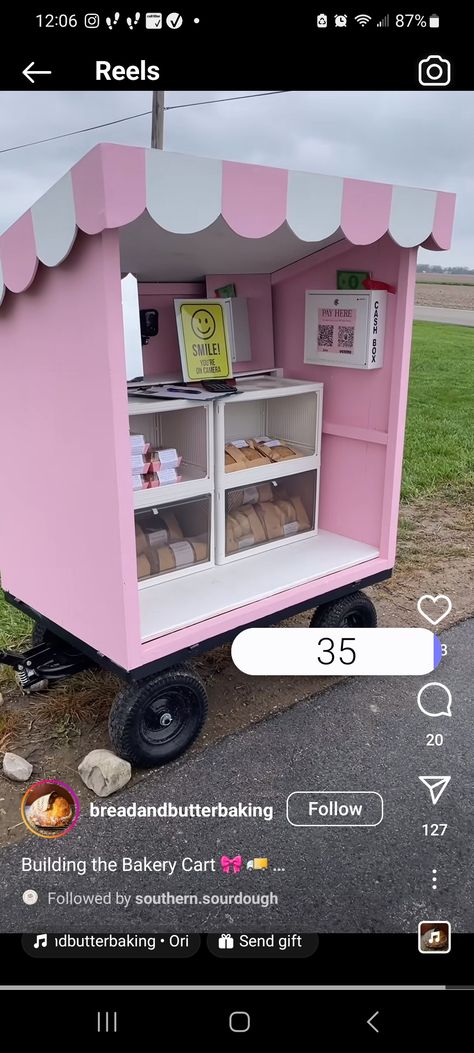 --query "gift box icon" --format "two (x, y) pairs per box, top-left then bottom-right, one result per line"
(218, 933), (234, 950)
